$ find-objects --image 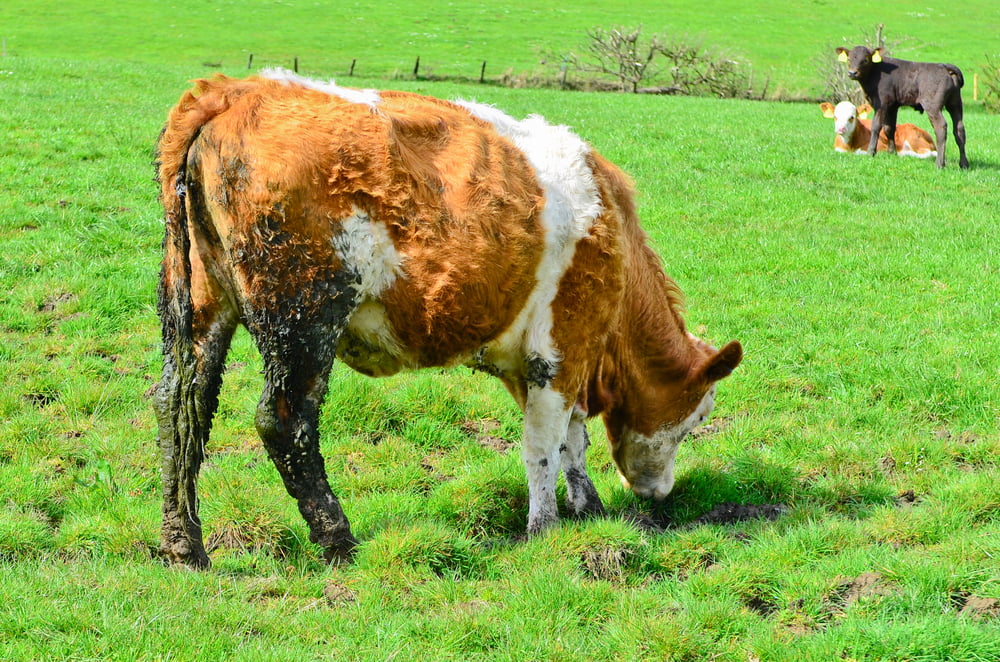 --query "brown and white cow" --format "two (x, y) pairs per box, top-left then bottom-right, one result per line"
(819, 101), (936, 158)
(154, 69), (742, 568)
